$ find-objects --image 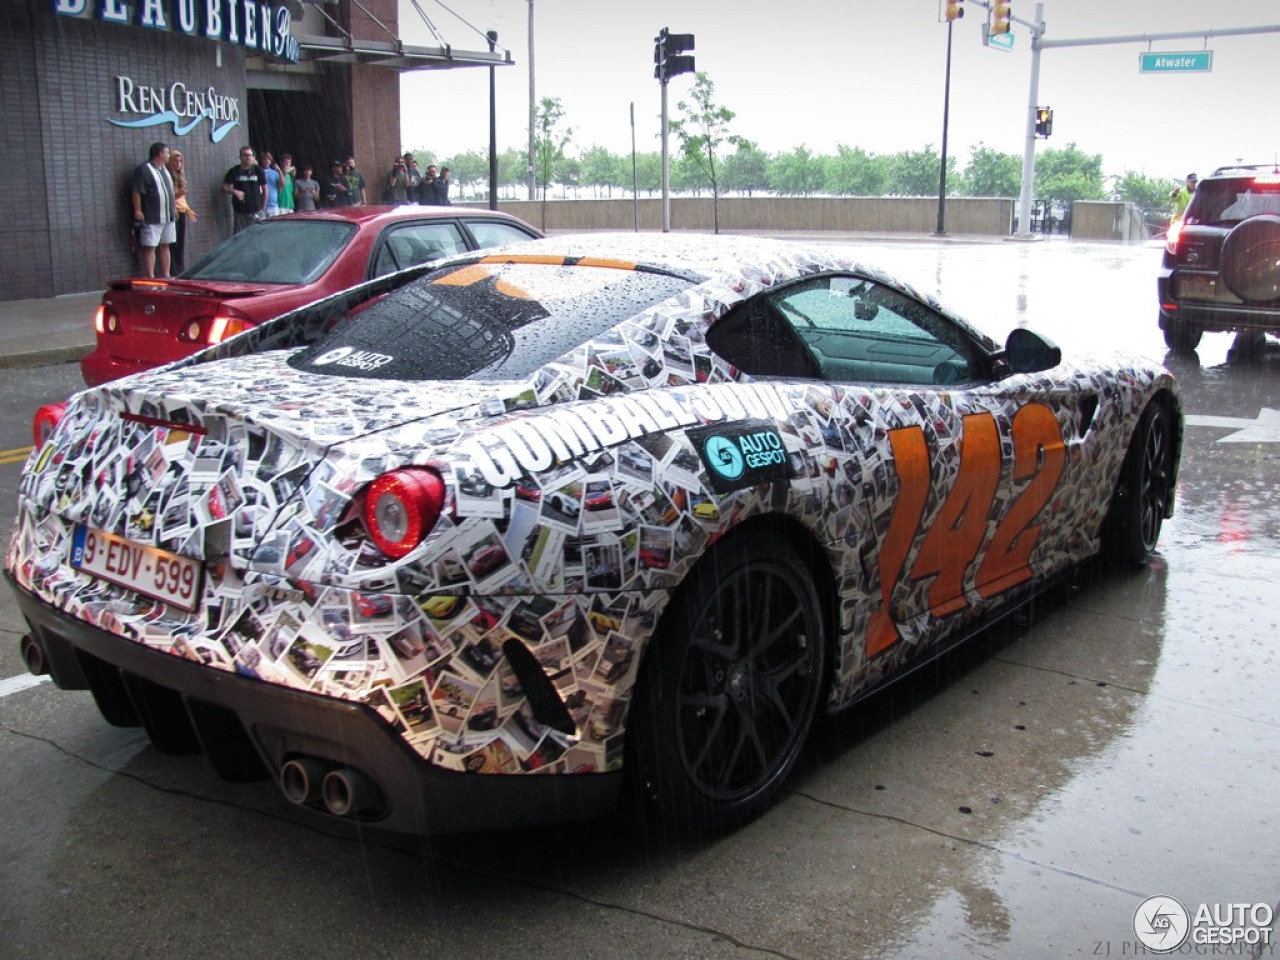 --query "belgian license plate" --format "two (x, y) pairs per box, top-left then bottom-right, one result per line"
(71, 526), (202, 612)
